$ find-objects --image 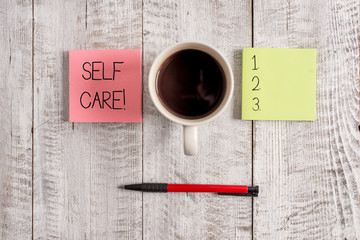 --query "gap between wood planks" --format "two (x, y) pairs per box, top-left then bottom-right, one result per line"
(251, 1), (254, 240)
(31, 0), (35, 239)
(141, 1), (144, 240)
